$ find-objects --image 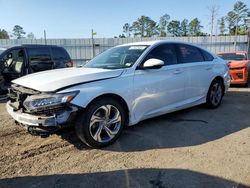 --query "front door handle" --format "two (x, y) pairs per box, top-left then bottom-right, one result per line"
(173, 69), (184, 74)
